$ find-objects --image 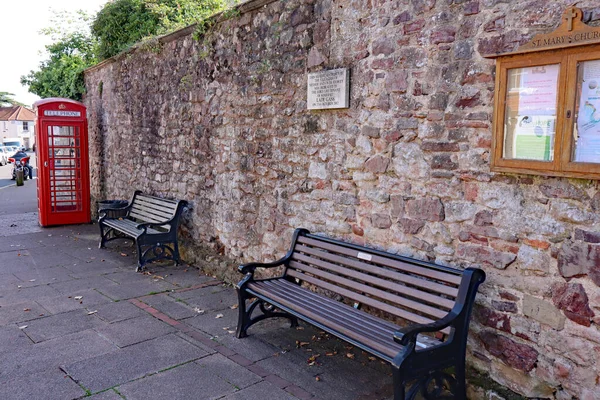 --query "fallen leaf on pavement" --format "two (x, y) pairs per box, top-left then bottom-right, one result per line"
(315, 376), (321, 382)
(194, 308), (205, 314)
(215, 313), (224, 319)
(23, 308), (30, 312)
(307, 354), (320, 366)
(74, 296), (83, 300)
(120, 253), (127, 257)
(229, 304), (238, 310)
(29, 279), (36, 282)
(18, 325), (27, 329)
(346, 353), (355, 359)
(87, 310), (98, 315)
